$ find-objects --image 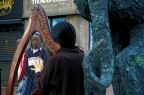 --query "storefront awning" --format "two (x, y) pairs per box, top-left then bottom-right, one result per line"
(0, 19), (22, 25)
